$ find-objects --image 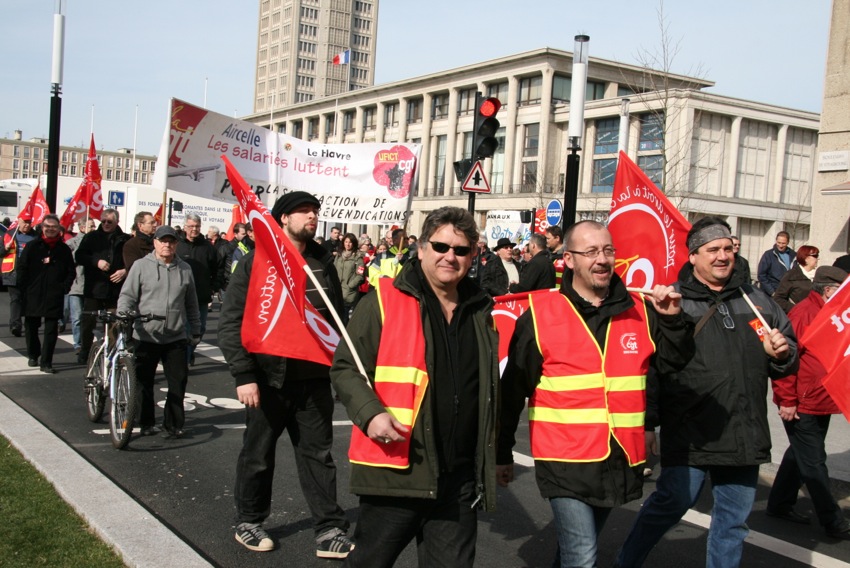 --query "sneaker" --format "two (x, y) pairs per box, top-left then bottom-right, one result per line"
(235, 522), (274, 552)
(316, 528), (355, 559)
